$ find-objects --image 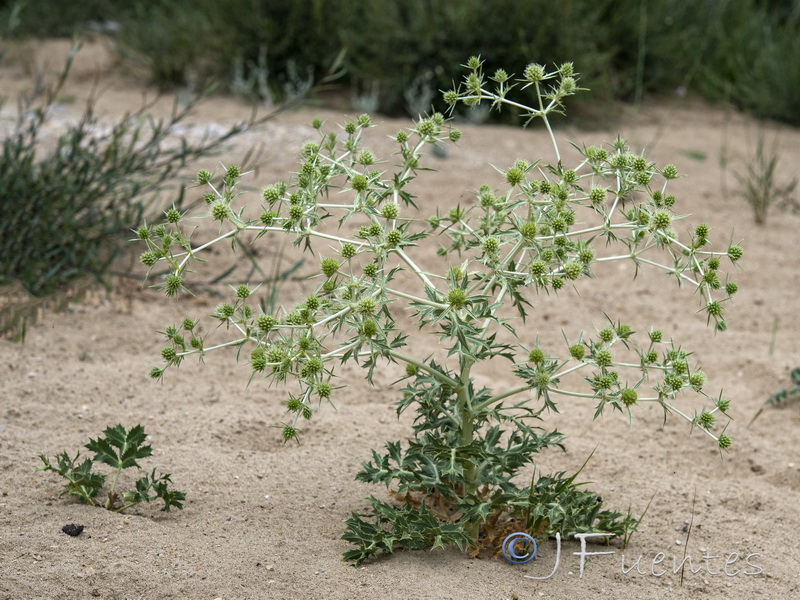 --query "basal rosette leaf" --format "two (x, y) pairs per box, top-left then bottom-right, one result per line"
(342, 497), (470, 566)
